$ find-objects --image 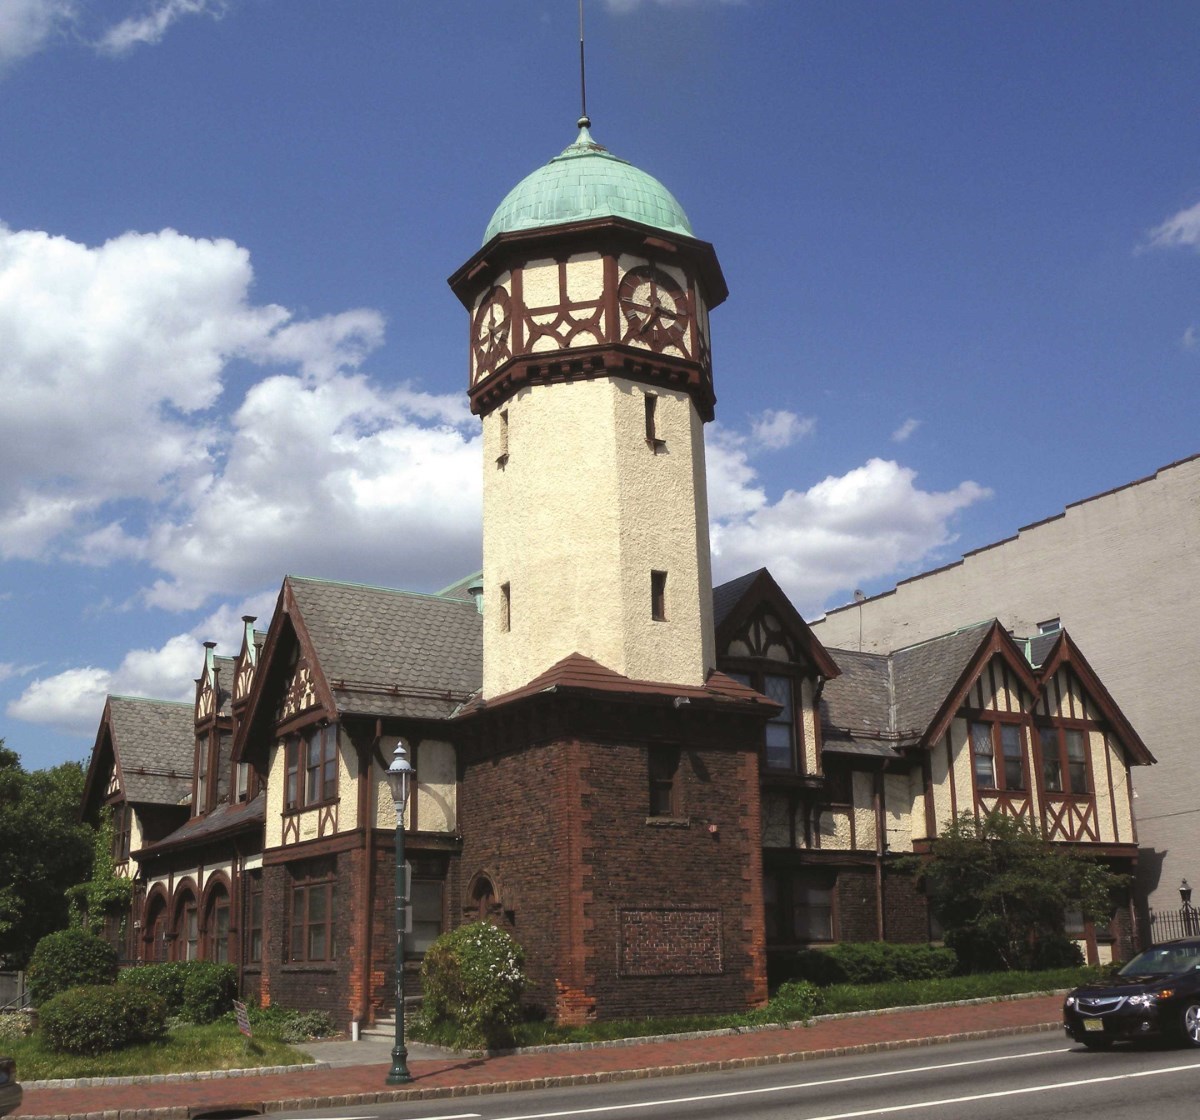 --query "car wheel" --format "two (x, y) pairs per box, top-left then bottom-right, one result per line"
(1181, 1003), (1200, 1047)
(1080, 1036), (1113, 1050)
